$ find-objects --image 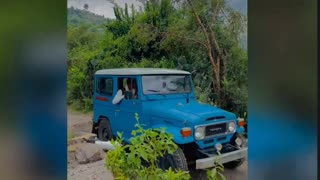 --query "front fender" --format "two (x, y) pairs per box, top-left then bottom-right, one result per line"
(152, 124), (195, 144)
(236, 126), (245, 134)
